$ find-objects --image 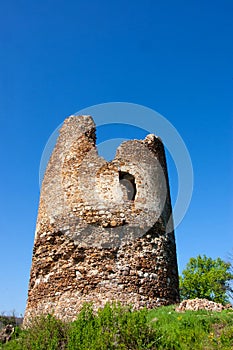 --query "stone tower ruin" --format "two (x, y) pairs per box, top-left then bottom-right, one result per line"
(24, 115), (179, 322)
